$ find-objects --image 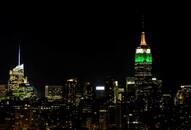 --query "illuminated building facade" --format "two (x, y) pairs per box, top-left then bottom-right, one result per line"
(8, 64), (28, 90)
(134, 32), (153, 101)
(7, 45), (35, 100)
(174, 85), (191, 105)
(134, 32), (162, 110)
(135, 32), (152, 82)
(45, 85), (63, 101)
